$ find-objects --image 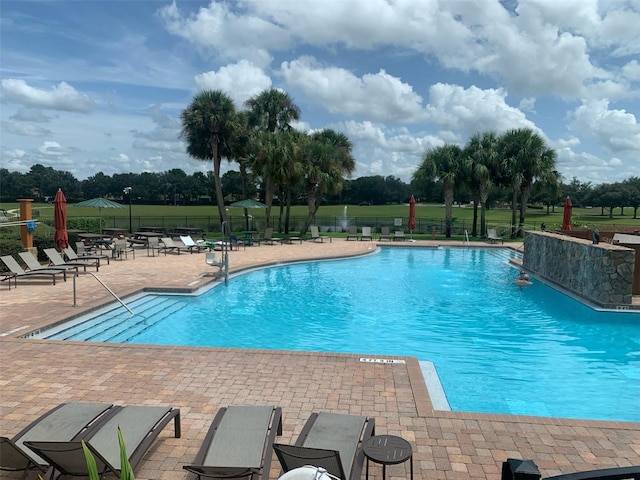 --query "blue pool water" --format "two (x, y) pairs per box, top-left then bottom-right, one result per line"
(41, 247), (640, 422)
